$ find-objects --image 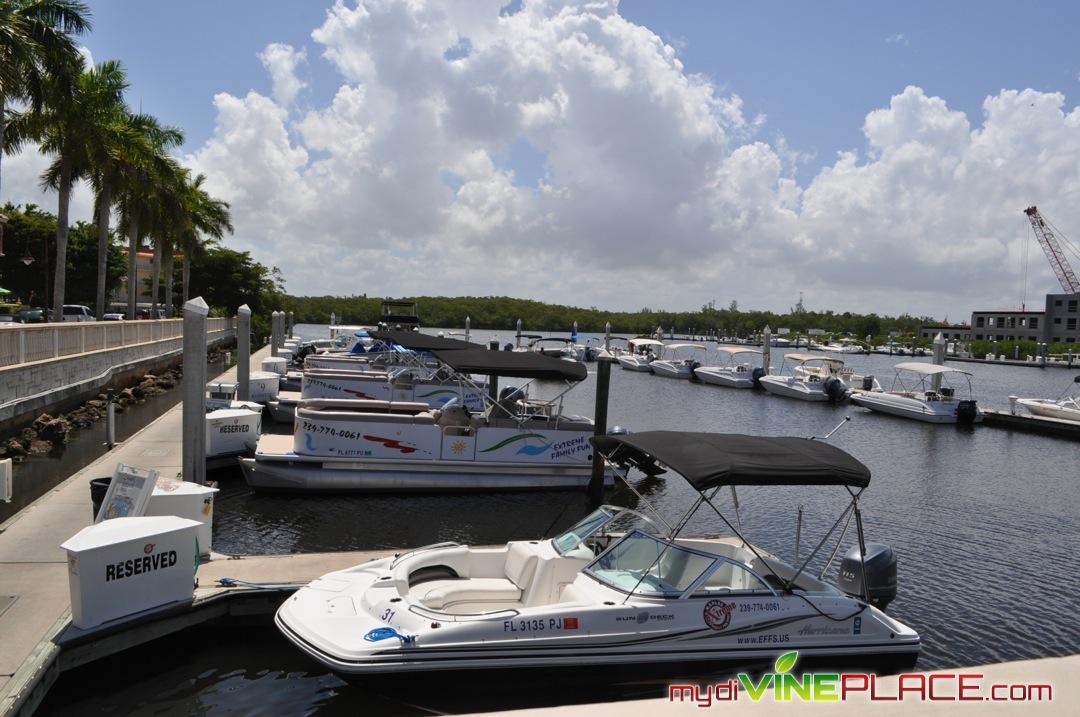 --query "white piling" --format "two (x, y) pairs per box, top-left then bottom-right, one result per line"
(330, 311), (336, 327)
(465, 316), (471, 344)
(516, 318), (522, 348)
(237, 304), (251, 401)
(604, 322), (611, 352)
(762, 325), (772, 375)
(270, 311), (281, 357)
(182, 297), (209, 485)
(932, 332), (946, 392)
